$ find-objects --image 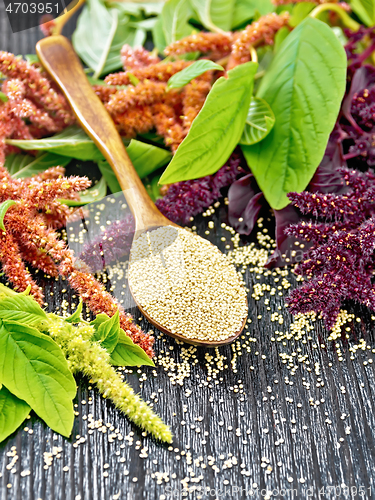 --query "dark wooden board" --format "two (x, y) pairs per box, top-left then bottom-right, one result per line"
(1, 9), (375, 500)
